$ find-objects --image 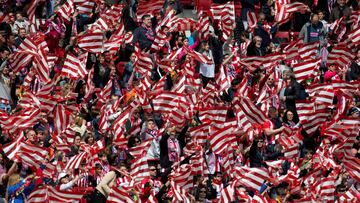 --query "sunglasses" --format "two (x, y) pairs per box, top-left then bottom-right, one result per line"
(149, 168), (157, 171)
